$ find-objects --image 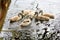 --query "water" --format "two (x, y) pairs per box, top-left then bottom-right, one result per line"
(0, 0), (60, 40)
